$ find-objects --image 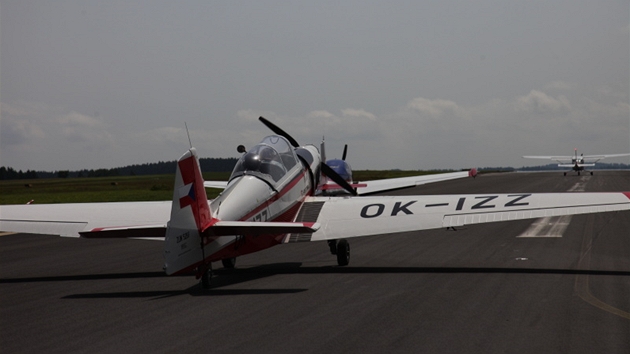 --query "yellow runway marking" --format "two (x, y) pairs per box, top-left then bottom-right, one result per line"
(574, 215), (630, 320)
(0, 232), (17, 237)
